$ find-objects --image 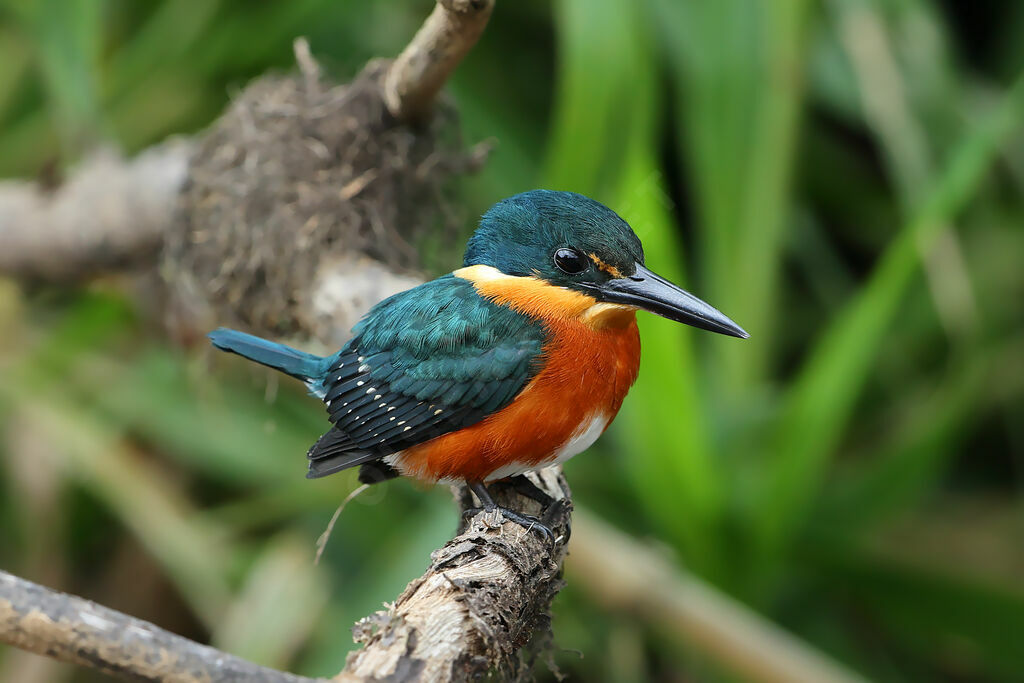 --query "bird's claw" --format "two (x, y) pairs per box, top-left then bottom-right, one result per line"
(462, 504), (557, 546)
